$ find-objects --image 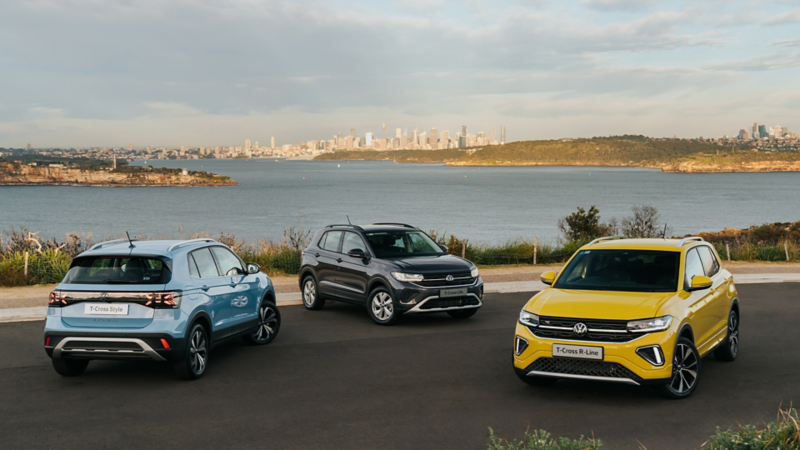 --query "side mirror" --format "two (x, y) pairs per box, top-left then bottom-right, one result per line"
(439, 244), (448, 252)
(246, 263), (261, 275)
(687, 275), (712, 291)
(540, 271), (556, 286)
(347, 248), (368, 259)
